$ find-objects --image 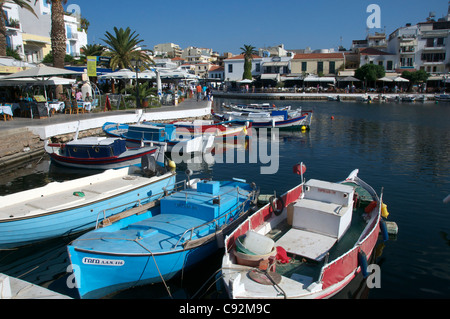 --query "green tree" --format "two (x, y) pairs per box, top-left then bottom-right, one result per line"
(240, 44), (257, 80)
(0, 0), (37, 56)
(355, 63), (385, 88)
(401, 70), (429, 92)
(101, 26), (152, 71)
(79, 44), (106, 65)
(401, 70), (429, 84)
(42, 51), (75, 64)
